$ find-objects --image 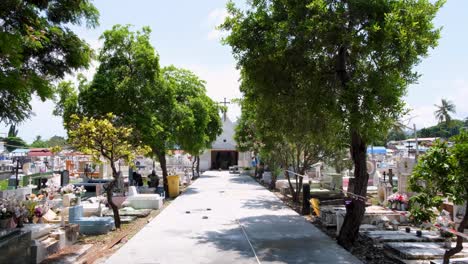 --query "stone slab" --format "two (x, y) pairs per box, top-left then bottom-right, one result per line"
(105, 207), (151, 218)
(120, 216), (138, 223)
(431, 258), (468, 264)
(385, 242), (468, 260)
(363, 230), (444, 243)
(21, 223), (60, 240)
